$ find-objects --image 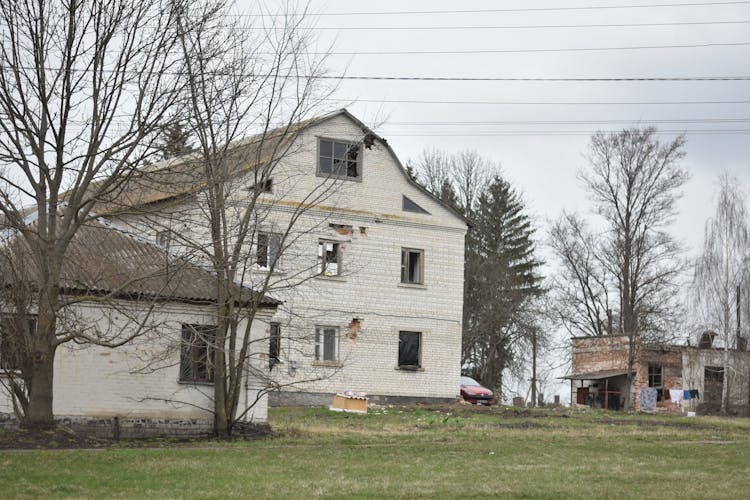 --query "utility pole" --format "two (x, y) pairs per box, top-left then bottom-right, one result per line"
(530, 328), (538, 407)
